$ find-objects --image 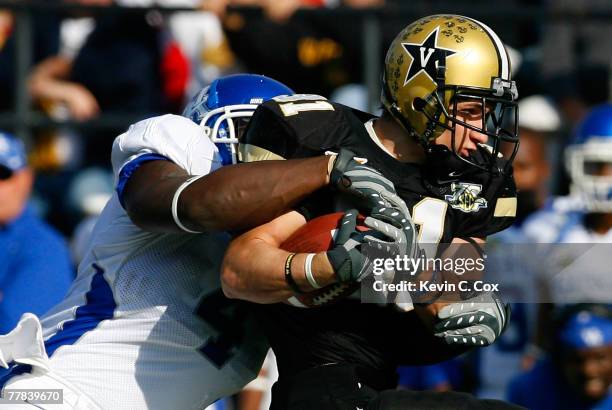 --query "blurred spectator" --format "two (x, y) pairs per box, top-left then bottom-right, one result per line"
(27, 1), (101, 122)
(508, 304), (612, 410)
(29, 0), (174, 123)
(0, 8), (60, 112)
(28, 0), (190, 235)
(511, 95), (560, 224)
(0, 132), (73, 335)
(168, 9), (240, 98)
(219, 0), (400, 97)
(204, 0), (325, 23)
